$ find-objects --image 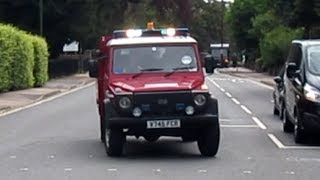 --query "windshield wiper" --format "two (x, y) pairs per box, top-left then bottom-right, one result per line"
(132, 68), (164, 79)
(164, 67), (196, 77)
